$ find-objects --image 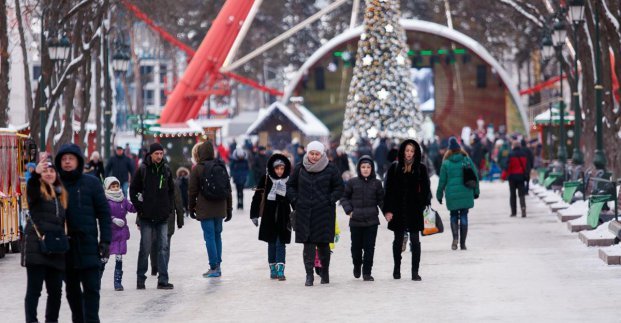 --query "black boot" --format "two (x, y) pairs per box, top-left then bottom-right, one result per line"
(450, 222), (459, 250)
(412, 242), (421, 281)
(319, 247), (331, 284)
(393, 240), (402, 279)
(114, 260), (124, 291)
(460, 224), (468, 250)
(305, 275), (314, 286)
(303, 244), (315, 286)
